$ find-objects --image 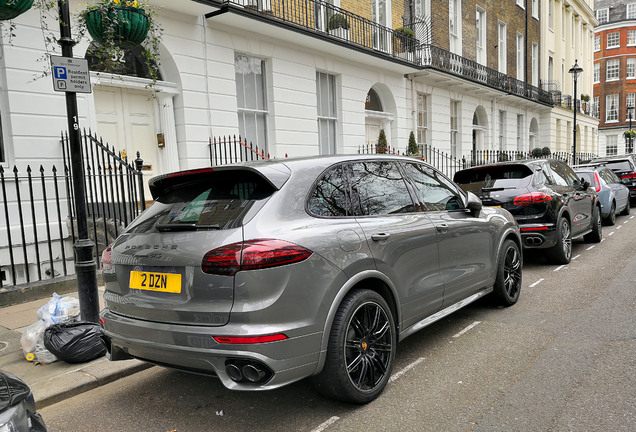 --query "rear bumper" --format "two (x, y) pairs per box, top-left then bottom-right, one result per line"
(519, 225), (558, 249)
(101, 309), (322, 391)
